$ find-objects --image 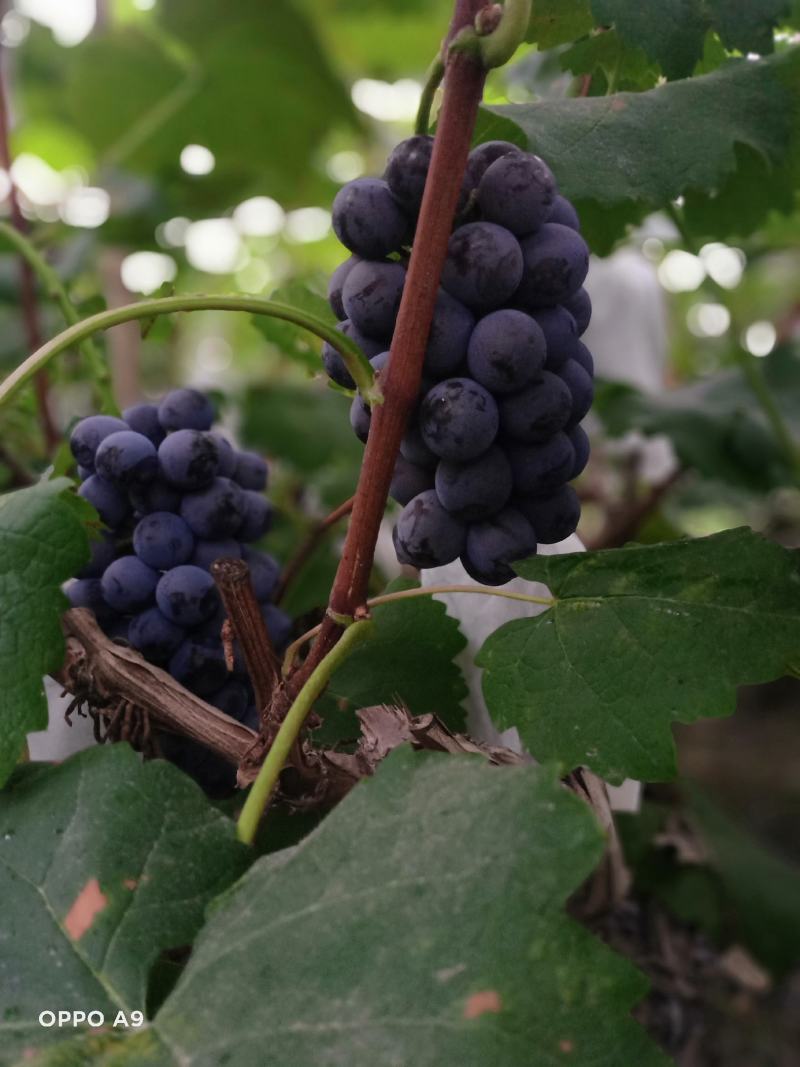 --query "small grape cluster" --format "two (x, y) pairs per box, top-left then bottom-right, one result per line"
(65, 388), (292, 790)
(326, 137), (593, 584)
